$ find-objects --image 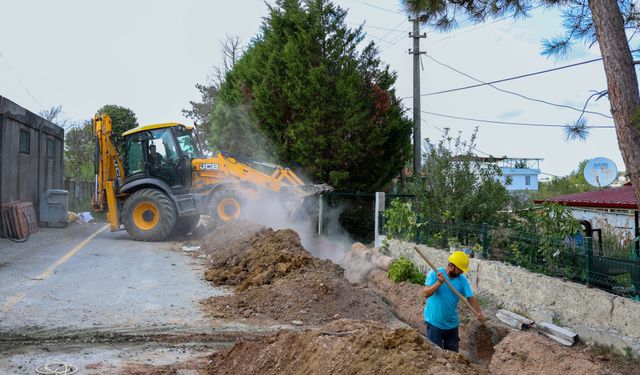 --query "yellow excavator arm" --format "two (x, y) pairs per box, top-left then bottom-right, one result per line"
(92, 114), (126, 231)
(192, 151), (332, 198)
